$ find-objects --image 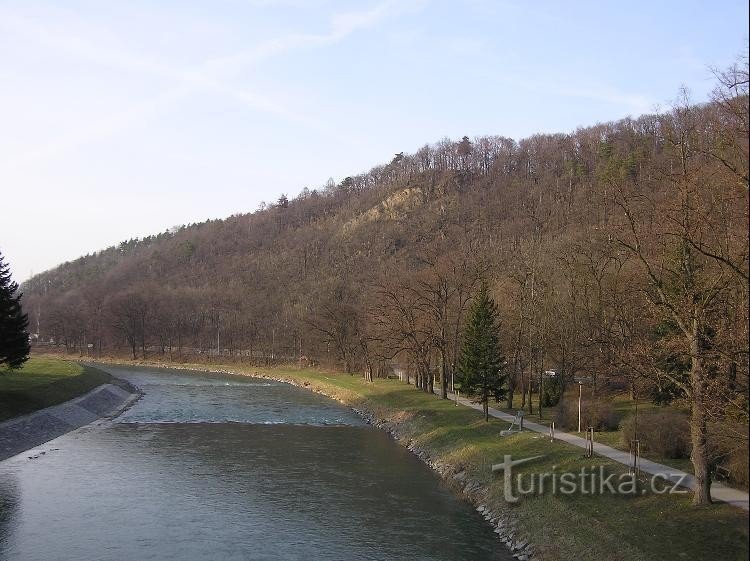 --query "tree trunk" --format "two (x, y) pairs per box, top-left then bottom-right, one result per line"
(689, 328), (712, 505)
(527, 363), (534, 415)
(538, 368), (544, 419)
(440, 349), (448, 399)
(344, 353), (353, 375)
(506, 353), (518, 409)
(483, 379), (489, 421)
(506, 375), (514, 410)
